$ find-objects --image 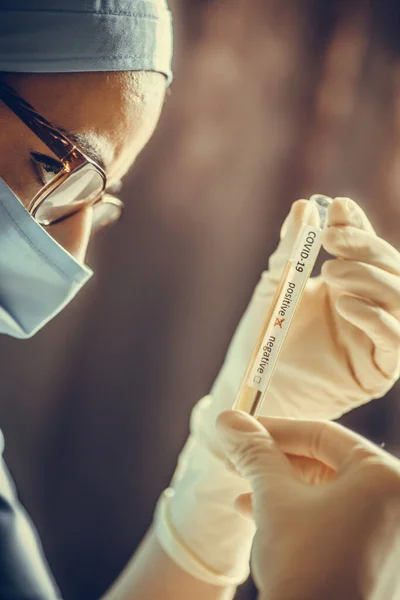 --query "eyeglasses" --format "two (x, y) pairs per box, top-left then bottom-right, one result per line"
(0, 82), (124, 228)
